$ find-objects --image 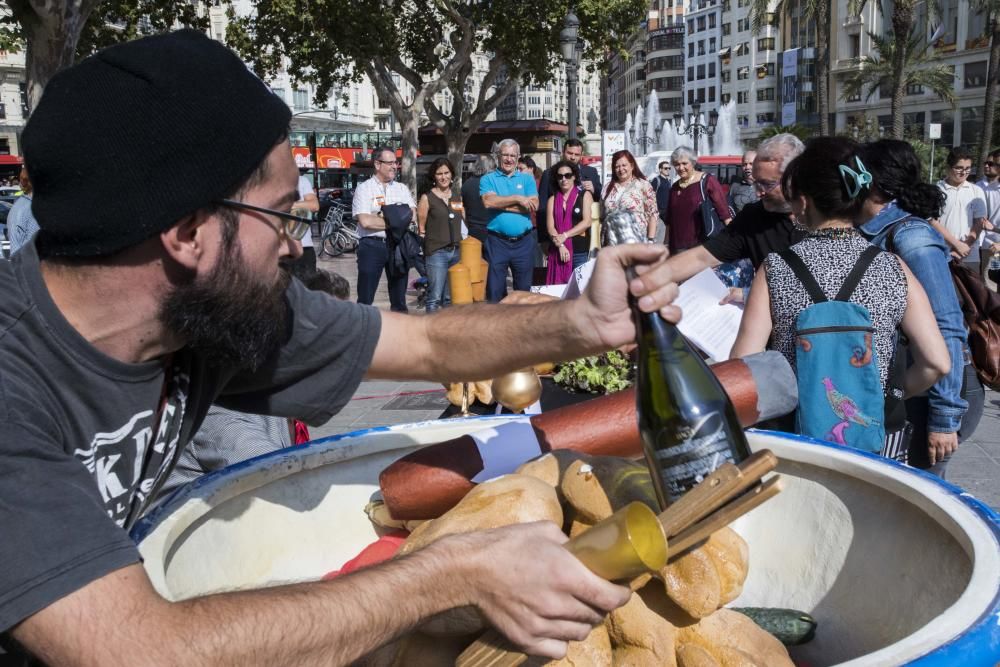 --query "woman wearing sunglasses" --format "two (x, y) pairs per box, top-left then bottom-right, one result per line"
(544, 159), (593, 284)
